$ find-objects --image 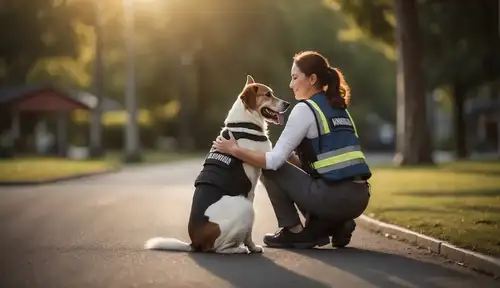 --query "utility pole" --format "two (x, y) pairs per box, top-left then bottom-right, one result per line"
(123, 0), (141, 162)
(177, 39), (202, 151)
(497, 0), (500, 157)
(89, 0), (104, 158)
